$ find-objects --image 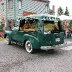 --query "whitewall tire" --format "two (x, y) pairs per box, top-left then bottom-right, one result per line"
(25, 40), (34, 53)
